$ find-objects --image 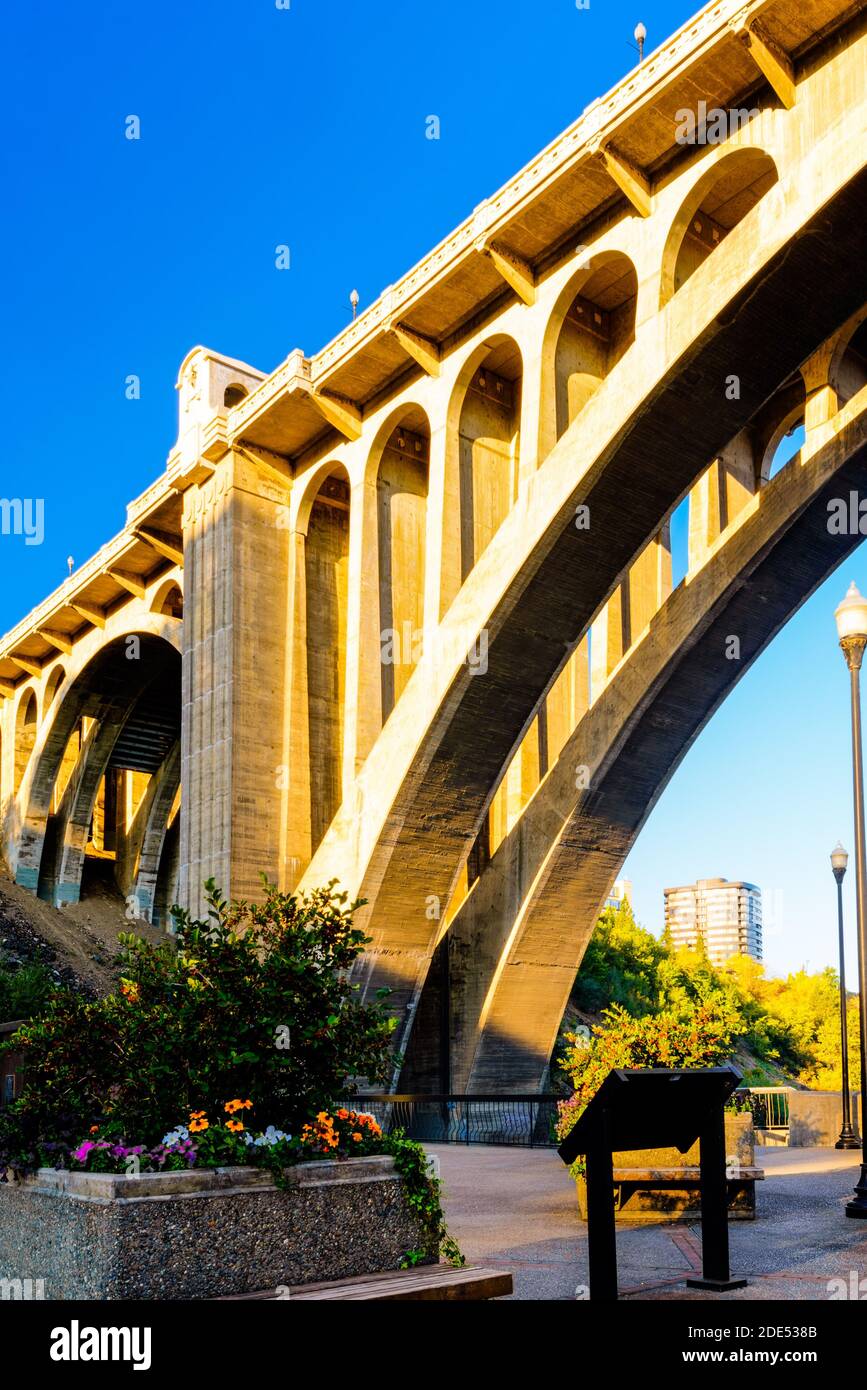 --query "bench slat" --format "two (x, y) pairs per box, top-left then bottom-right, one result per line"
(612, 1167), (764, 1181)
(220, 1265), (513, 1302)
